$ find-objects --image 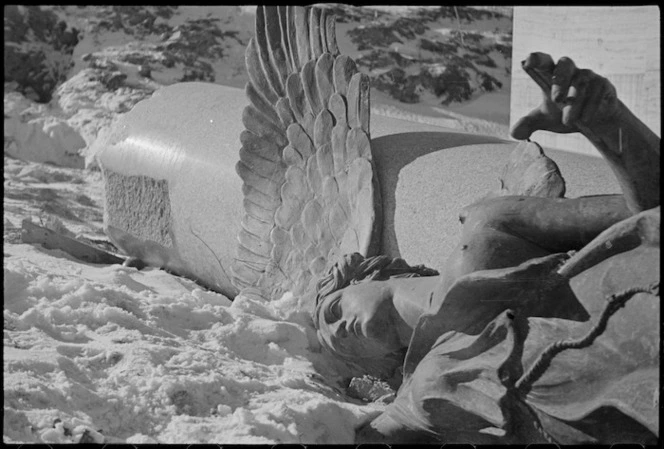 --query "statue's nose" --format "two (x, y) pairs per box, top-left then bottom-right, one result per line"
(334, 321), (348, 338)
